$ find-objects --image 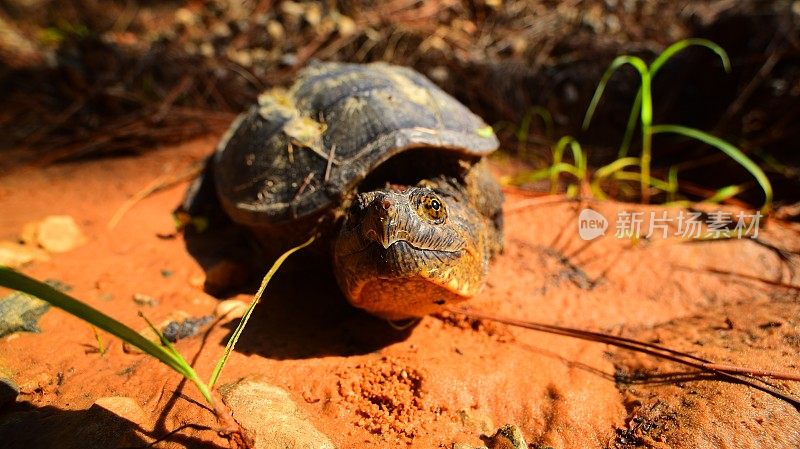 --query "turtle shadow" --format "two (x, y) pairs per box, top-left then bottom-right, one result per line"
(183, 227), (415, 359)
(213, 254), (416, 360)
